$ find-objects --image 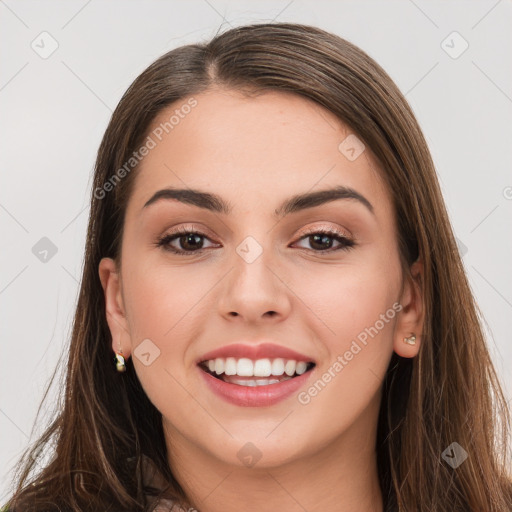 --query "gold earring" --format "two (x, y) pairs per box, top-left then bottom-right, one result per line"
(115, 338), (127, 372)
(403, 333), (417, 345)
